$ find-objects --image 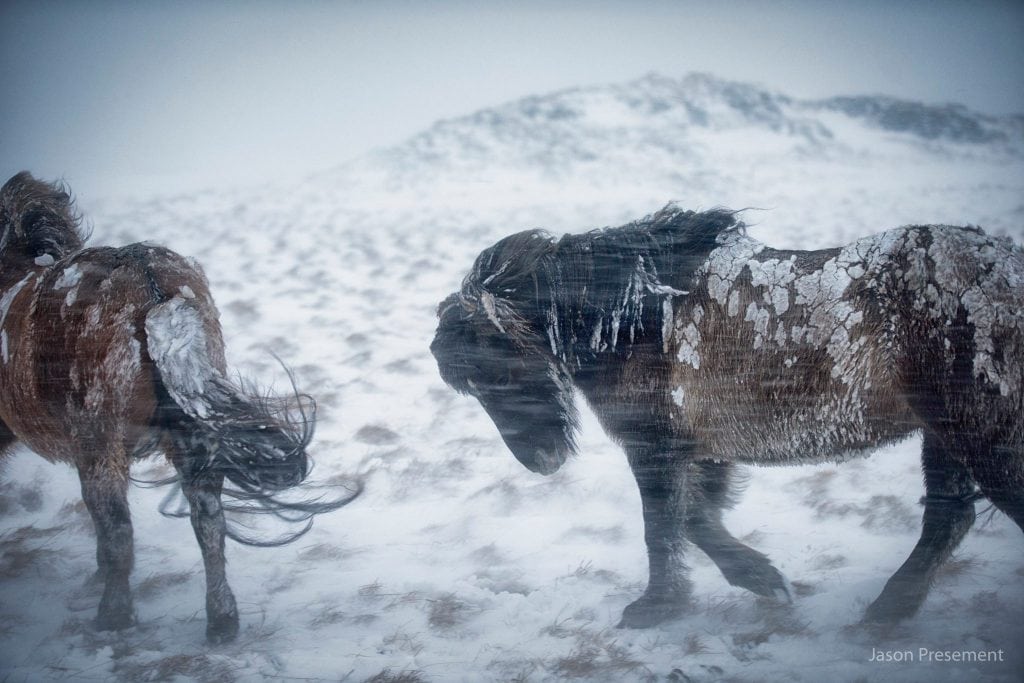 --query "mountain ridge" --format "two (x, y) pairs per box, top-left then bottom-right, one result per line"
(324, 72), (1023, 199)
